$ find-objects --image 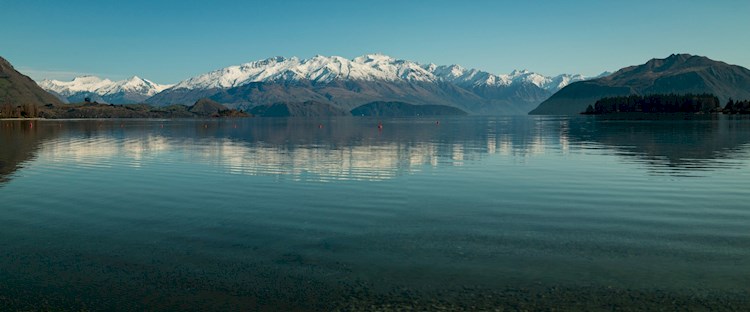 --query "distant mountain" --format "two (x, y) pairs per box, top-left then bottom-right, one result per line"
(351, 101), (467, 117)
(165, 54), (582, 92)
(250, 100), (349, 117)
(39, 76), (173, 104)
(0, 56), (63, 117)
(146, 54), (588, 115)
(427, 64), (585, 93)
(529, 54), (750, 115)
